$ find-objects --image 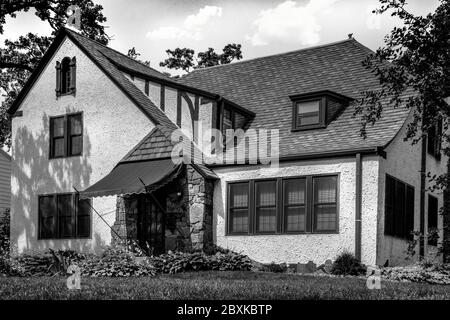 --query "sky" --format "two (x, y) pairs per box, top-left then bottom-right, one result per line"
(0, 0), (442, 76)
